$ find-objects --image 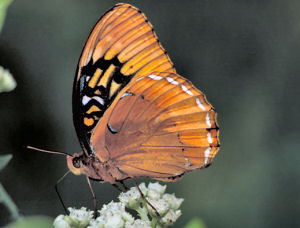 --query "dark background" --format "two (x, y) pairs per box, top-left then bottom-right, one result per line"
(0, 0), (299, 227)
